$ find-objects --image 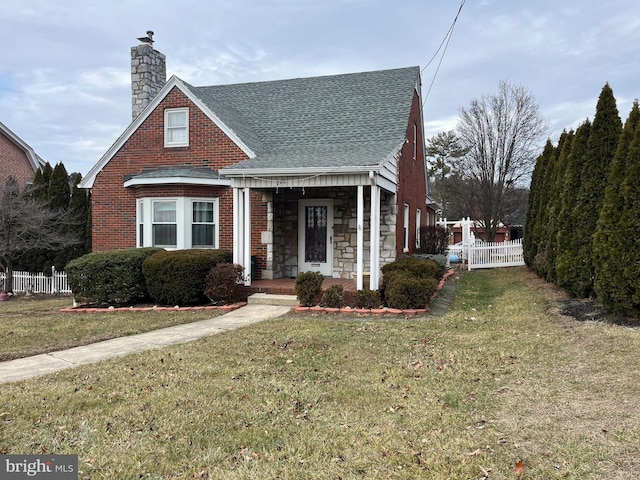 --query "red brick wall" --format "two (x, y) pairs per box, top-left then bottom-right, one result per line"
(395, 90), (428, 257)
(0, 132), (37, 188)
(91, 87), (252, 251)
